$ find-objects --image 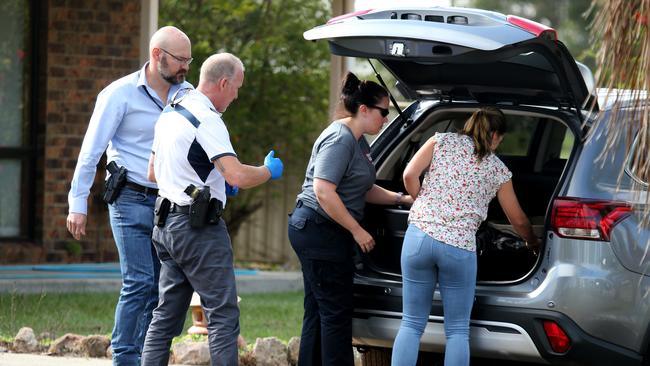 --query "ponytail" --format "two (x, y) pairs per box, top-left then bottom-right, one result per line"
(461, 107), (507, 160)
(334, 72), (388, 119)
